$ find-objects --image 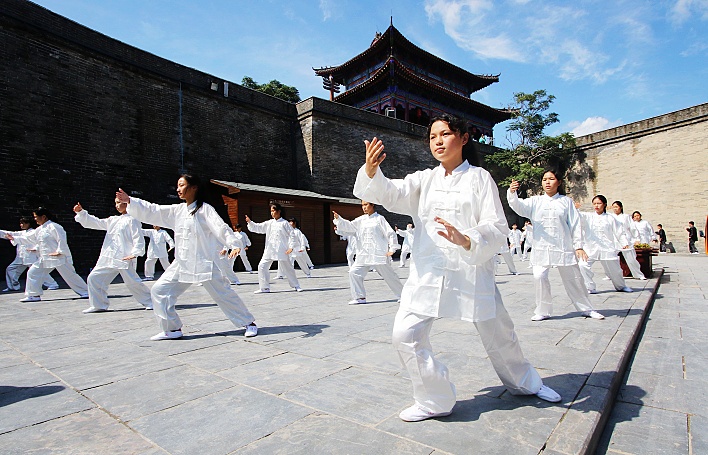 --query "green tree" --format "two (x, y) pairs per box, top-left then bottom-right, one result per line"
(486, 90), (586, 192)
(241, 76), (301, 103)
